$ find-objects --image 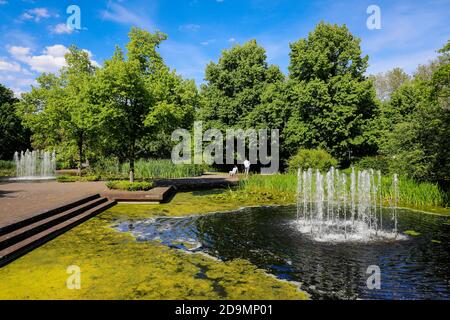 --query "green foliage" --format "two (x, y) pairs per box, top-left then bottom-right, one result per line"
(404, 230), (421, 237)
(106, 180), (154, 191)
(370, 68), (410, 101)
(288, 149), (337, 172)
(378, 42), (450, 184)
(56, 175), (101, 183)
(198, 40), (286, 165)
(380, 175), (447, 208)
(0, 160), (15, 177)
(95, 28), (197, 181)
(284, 22), (379, 164)
(17, 46), (99, 175)
(0, 84), (30, 160)
(90, 158), (205, 179)
(222, 173), (448, 210)
(354, 156), (389, 173)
